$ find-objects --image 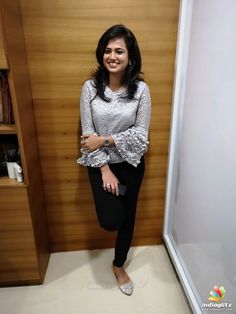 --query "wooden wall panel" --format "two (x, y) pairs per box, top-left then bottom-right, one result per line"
(20, 0), (179, 251)
(0, 14), (8, 69)
(0, 187), (39, 285)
